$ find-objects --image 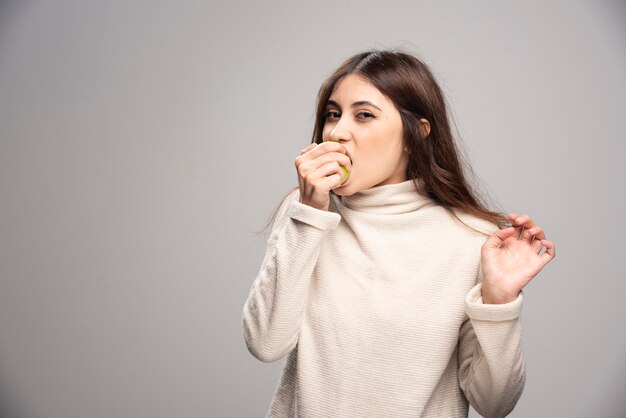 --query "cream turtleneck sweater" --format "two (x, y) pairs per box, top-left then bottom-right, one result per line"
(242, 179), (525, 418)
